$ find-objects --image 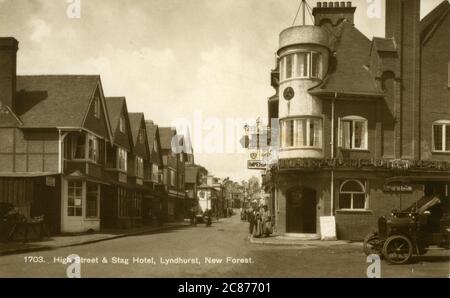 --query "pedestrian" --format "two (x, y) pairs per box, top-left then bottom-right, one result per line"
(262, 205), (273, 237)
(247, 207), (255, 236)
(252, 207), (263, 238)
